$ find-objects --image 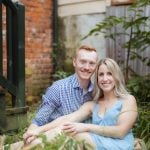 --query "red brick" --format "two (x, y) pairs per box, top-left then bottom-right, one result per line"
(2, 0), (53, 103)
